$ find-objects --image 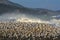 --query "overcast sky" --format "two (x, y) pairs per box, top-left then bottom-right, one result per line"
(10, 0), (60, 10)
